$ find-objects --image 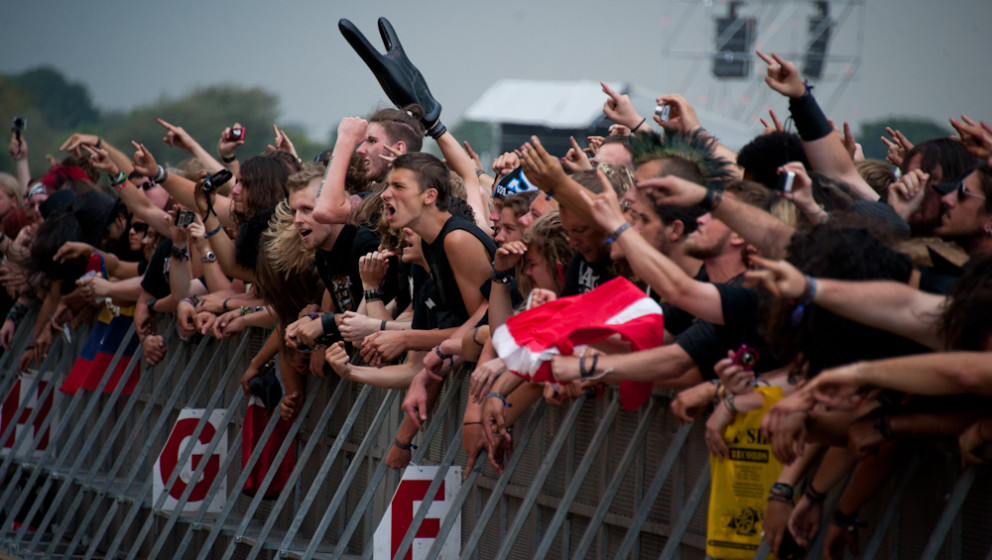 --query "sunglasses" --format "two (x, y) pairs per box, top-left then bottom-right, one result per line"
(131, 222), (149, 234)
(934, 179), (986, 202)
